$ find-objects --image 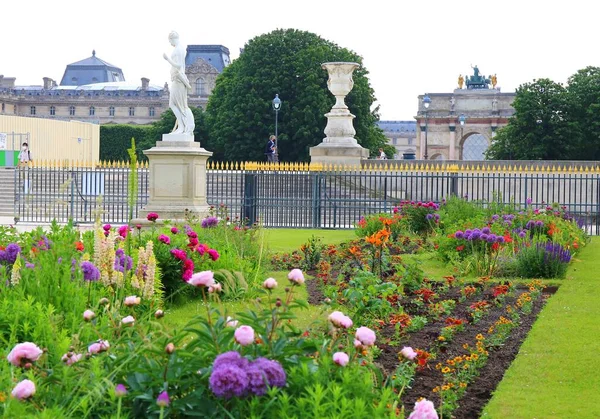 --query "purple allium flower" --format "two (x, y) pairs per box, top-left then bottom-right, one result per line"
(213, 351), (250, 370)
(480, 233), (489, 242)
(497, 236), (505, 243)
(519, 231), (527, 238)
(201, 216), (219, 229)
(25, 262), (35, 269)
(1, 243), (22, 264)
(158, 234), (171, 245)
(491, 215), (499, 221)
(114, 249), (133, 273)
(482, 227), (491, 234)
(535, 220), (544, 227)
(251, 358), (286, 388)
(81, 261), (100, 281)
(425, 214), (434, 221)
(470, 230), (481, 240)
(156, 391), (170, 407)
(464, 229), (472, 236)
(454, 231), (464, 239)
(245, 365), (268, 396)
(486, 234), (497, 243)
(209, 364), (249, 398)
